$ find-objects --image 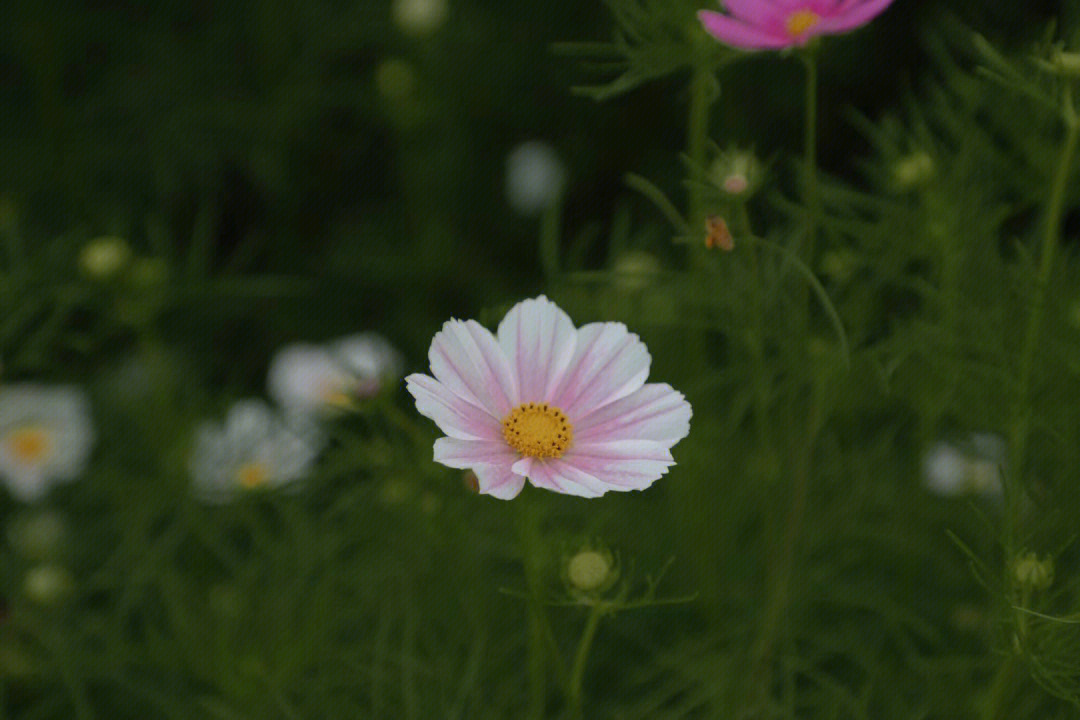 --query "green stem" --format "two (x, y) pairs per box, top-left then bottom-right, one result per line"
(1006, 107), (1079, 556)
(988, 92), (1079, 720)
(567, 602), (605, 720)
(749, 400), (822, 701)
(517, 494), (548, 720)
(801, 51), (819, 261)
(687, 63), (714, 229)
